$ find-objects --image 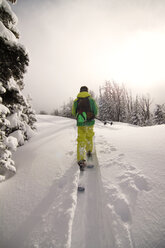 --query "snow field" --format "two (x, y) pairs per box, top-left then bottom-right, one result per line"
(95, 121), (165, 248)
(0, 116), (78, 248)
(96, 134), (150, 247)
(0, 116), (165, 248)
